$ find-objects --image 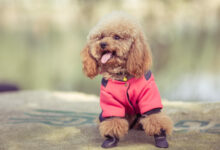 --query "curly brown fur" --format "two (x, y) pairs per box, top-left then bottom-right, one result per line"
(126, 31), (152, 78)
(81, 12), (152, 80)
(99, 118), (129, 139)
(140, 112), (173, 136)
(125, 114), (143, 130)
(81, 44), (98, 78)
(125, 114), (137, 126)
